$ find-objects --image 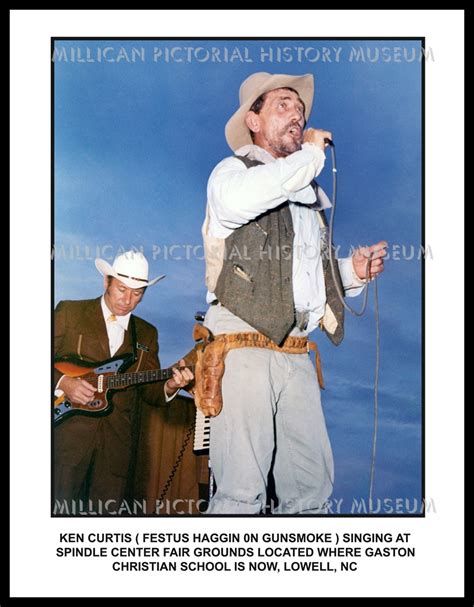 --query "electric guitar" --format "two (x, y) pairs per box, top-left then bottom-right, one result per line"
(53, 354), (195, 425)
